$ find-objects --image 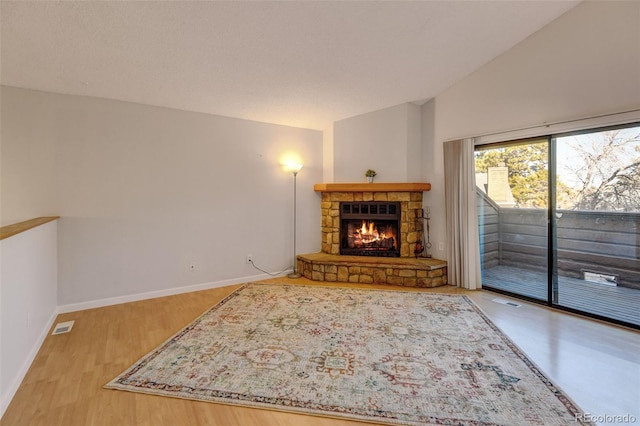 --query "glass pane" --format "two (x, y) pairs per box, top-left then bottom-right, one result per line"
(554, 125), (640, 326)
(475, 139), (549, 301)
